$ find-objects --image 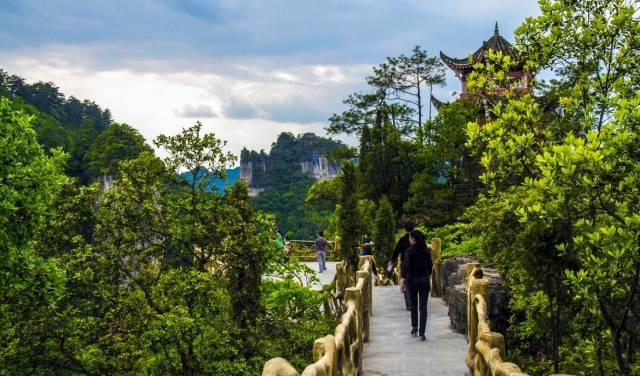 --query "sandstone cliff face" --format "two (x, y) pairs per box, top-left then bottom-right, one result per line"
(440, 256), (508, 336)
(239, 132), (341, 195)
(240, 159), (267, 186)
(299, 156), (339, 181)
